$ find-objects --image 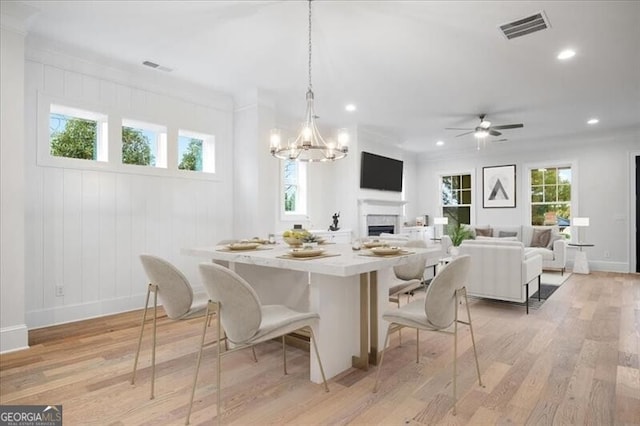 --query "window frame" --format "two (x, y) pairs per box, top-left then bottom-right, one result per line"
(439, 170), (474, 228)
(280, 159), (308, 221)
(525, 160), (578, 229)
(37, 92), (220, 180)
(177, 129), (215, 174)
(121, 118), (167, 168)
